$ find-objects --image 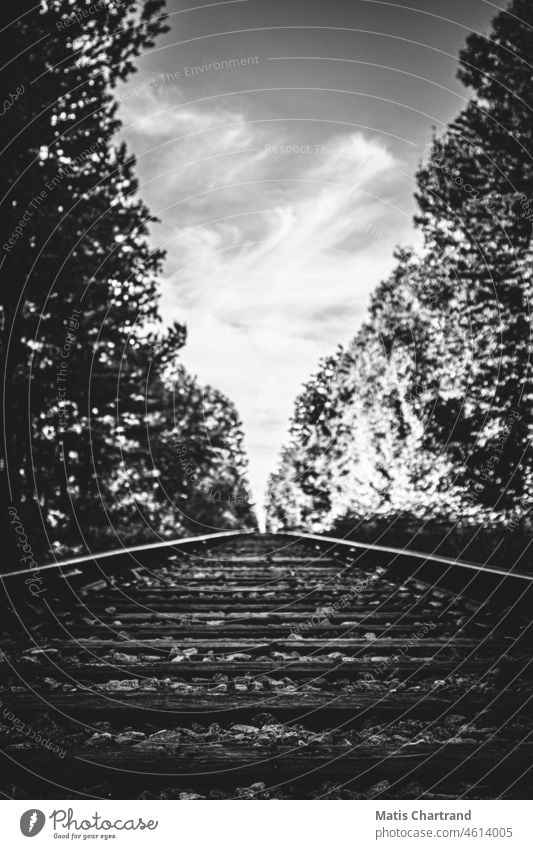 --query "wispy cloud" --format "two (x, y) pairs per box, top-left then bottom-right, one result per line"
(119, 86), (414, 519)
